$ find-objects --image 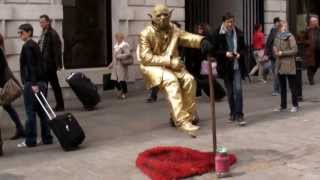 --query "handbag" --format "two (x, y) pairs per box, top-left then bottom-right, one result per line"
(120, 54), (134, 66)
(0, 78), (22, 105)
(103, 74), (115, 91)
(200, 60), (218, 76)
